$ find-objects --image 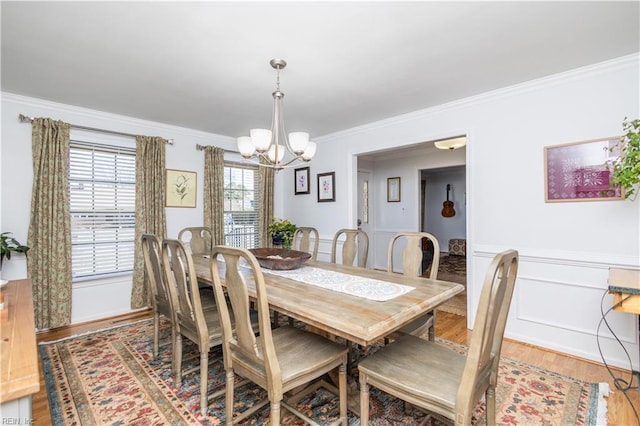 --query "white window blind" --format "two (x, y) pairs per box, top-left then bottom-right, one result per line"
(69, 141), (136, 280)
(223, 163), (260, 248)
